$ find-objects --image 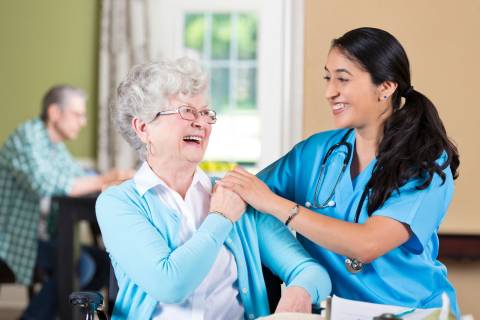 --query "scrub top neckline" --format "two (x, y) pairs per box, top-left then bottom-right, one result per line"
(333, 130), (377, 222)
(344, 131), (377, 193)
